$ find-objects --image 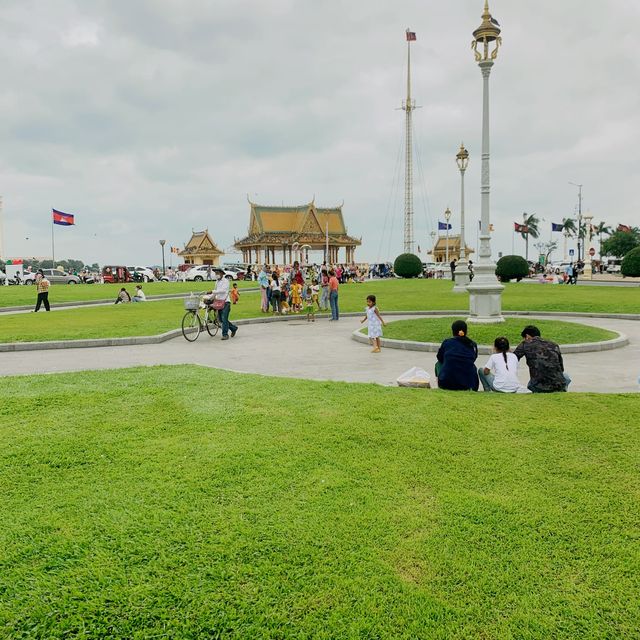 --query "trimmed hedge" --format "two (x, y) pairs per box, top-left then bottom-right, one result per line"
(393, 253), (423, 278)
(495, 255), (529, 282)
(621, 246), (640, 277)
